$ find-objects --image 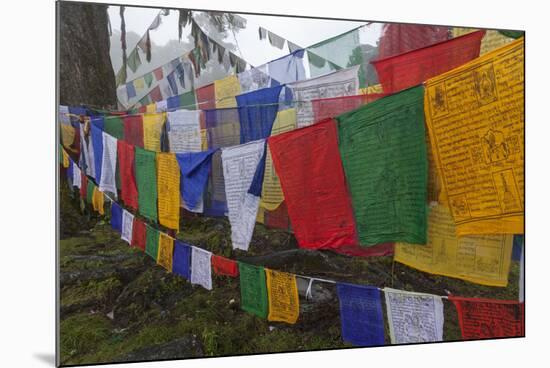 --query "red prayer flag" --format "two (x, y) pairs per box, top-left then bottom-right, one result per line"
(264, 201), (291, 230)
(80, 172), (88, 199)
(268, 119), (358, 251)
(196, 84), (216, 110)
(123, 115), (144, 148)
(372, 30), (485, 94)
(138, 106), (147, 114)
(211, 255), (239, 277)
(153, 67), (164, 81)
(149, 85), (163, 102)
(449, 296), (525, 339)
(117, 140), (139, 210)
(312, 94), (387, 122)
(378, 24), (450, 60)
(131, 218), (147, 251)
